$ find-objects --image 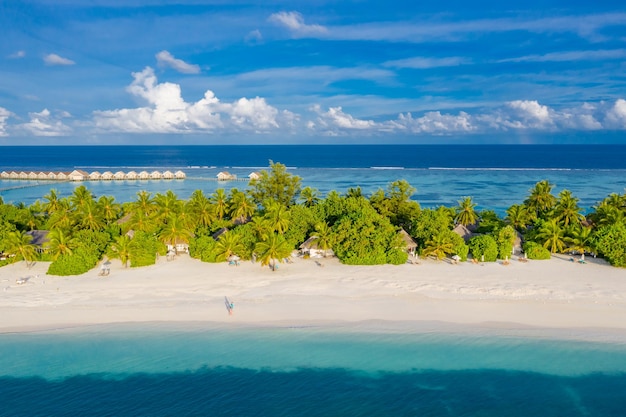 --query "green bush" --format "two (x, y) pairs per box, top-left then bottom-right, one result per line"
(523, 242), (551, 260)
(130, 231), (166, 267)
(47, 247), (99, 276)
(468, 235), (498, 262)
(386, 249), (409, 265)
(594, 223), (626, 267)
(189, 235), (218, 263)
